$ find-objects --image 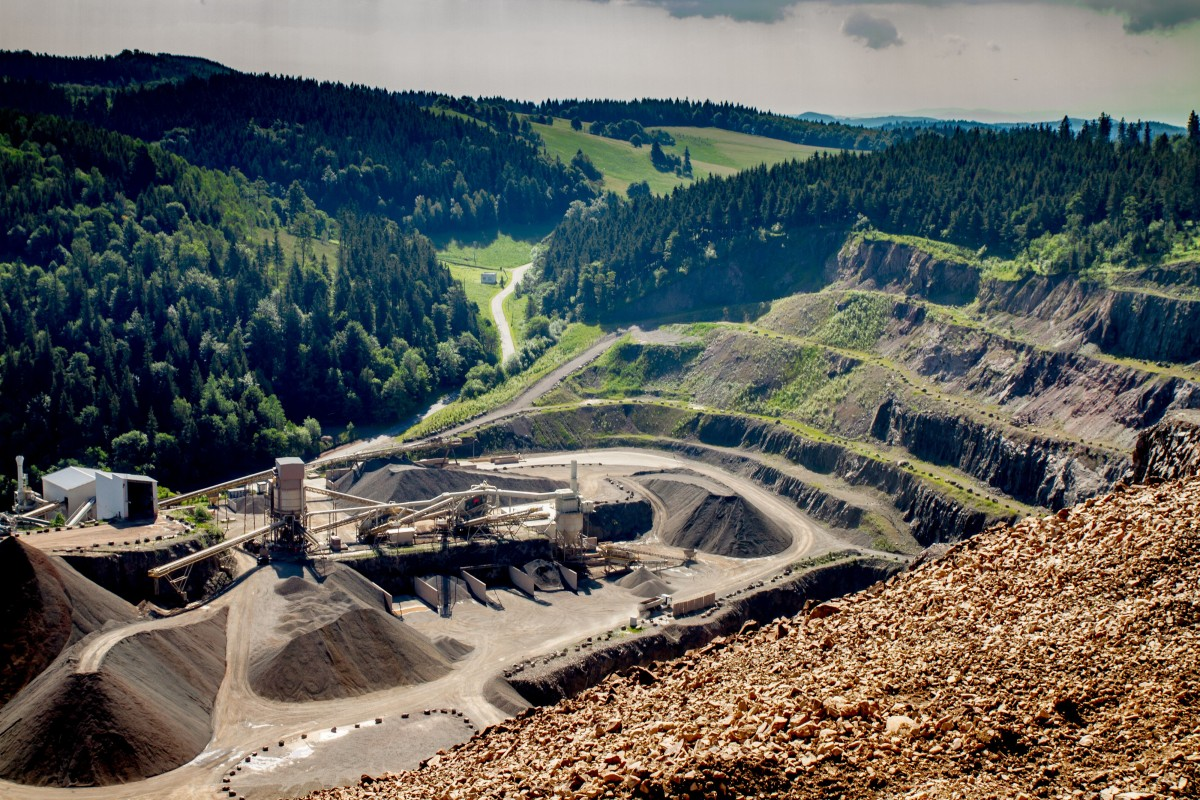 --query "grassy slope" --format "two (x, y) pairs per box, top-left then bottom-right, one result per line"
(530, 117), (838, 196)
(436, 230), (545, 346)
